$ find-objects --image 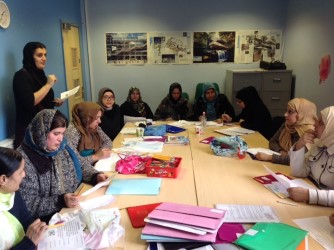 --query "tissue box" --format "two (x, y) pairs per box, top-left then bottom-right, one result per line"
(145, 157), (182, 178)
